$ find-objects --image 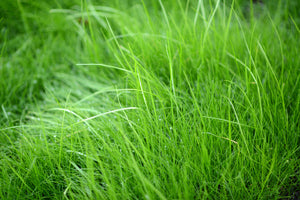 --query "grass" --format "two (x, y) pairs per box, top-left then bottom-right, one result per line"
(0, 0), (299, 199)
